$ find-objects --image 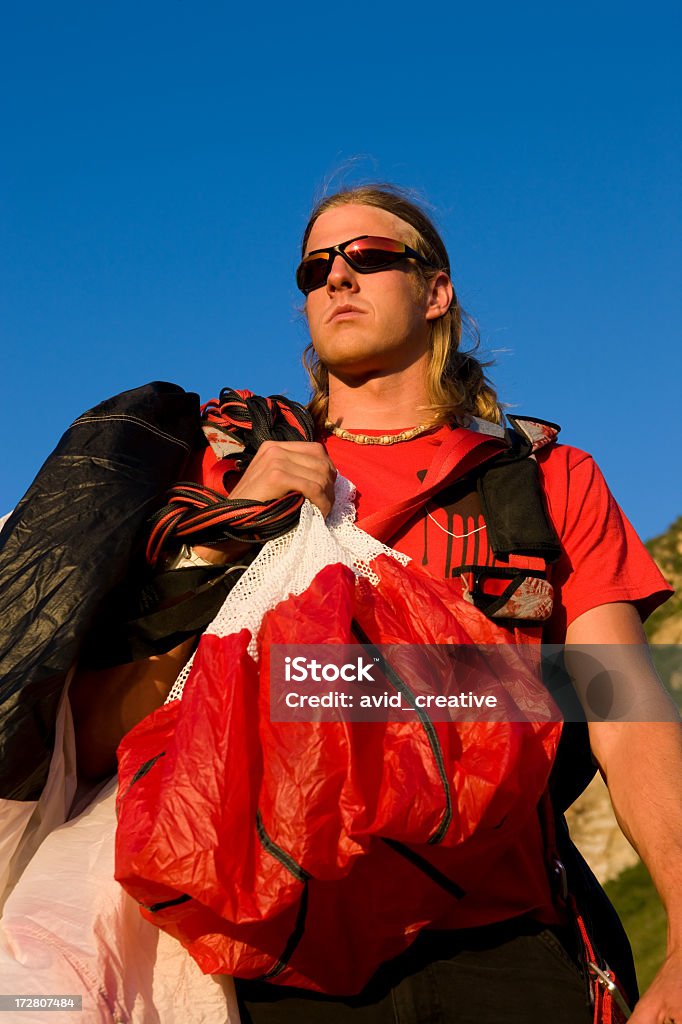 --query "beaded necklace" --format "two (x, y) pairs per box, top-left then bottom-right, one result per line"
(324, 421), (433, 445)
